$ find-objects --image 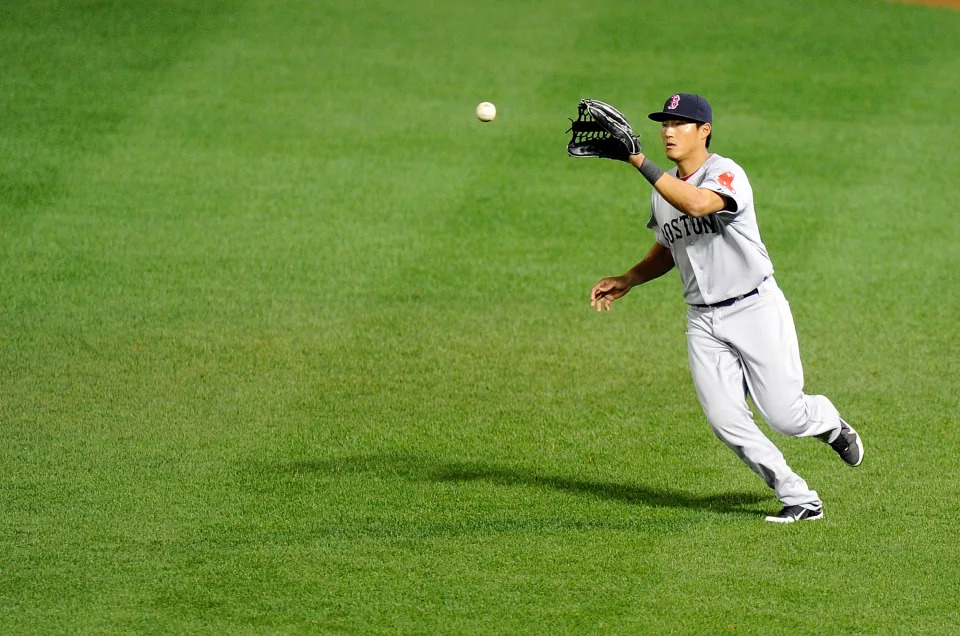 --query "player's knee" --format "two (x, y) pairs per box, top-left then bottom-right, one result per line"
(764, 402), (807, 436)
